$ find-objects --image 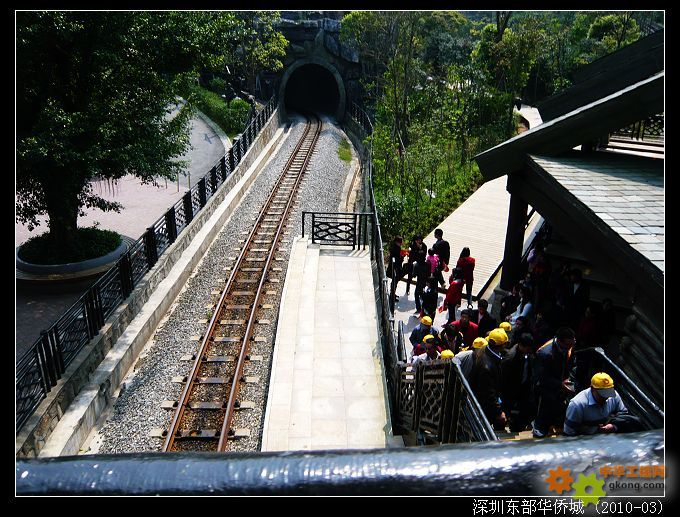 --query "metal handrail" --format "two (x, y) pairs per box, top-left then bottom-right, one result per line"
(16, 95), (278, 432)
(573, 346), (664, 430)
(476, 207), (538, 300)
(451, 360), (498, 442)
(395, 358), (497, 443)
